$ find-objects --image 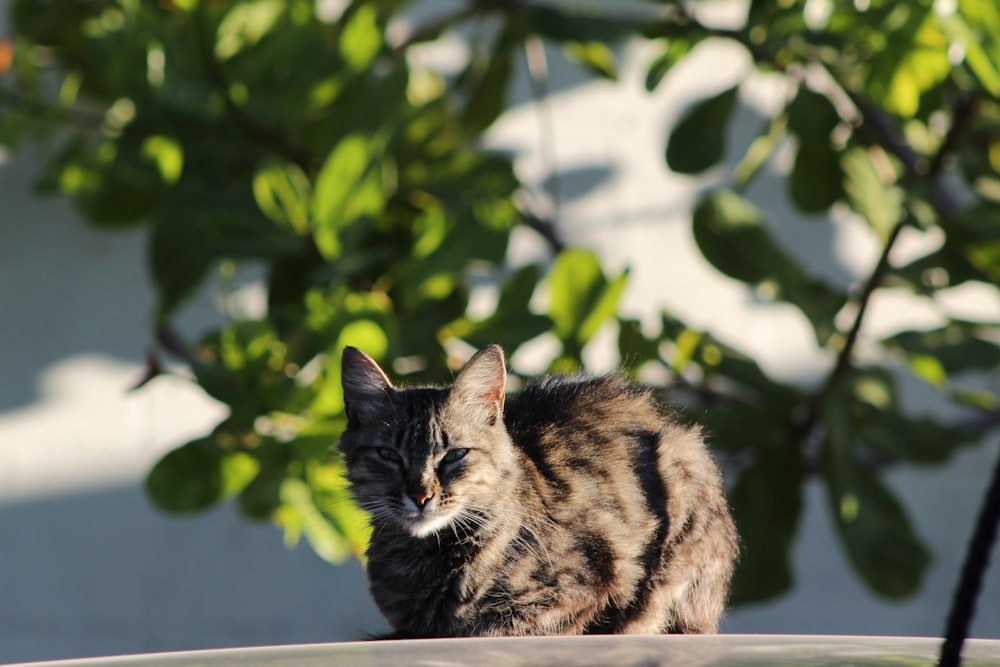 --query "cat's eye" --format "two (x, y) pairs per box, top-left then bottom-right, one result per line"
(375, 447), (401, 463)
(442, 448), (468, 464)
